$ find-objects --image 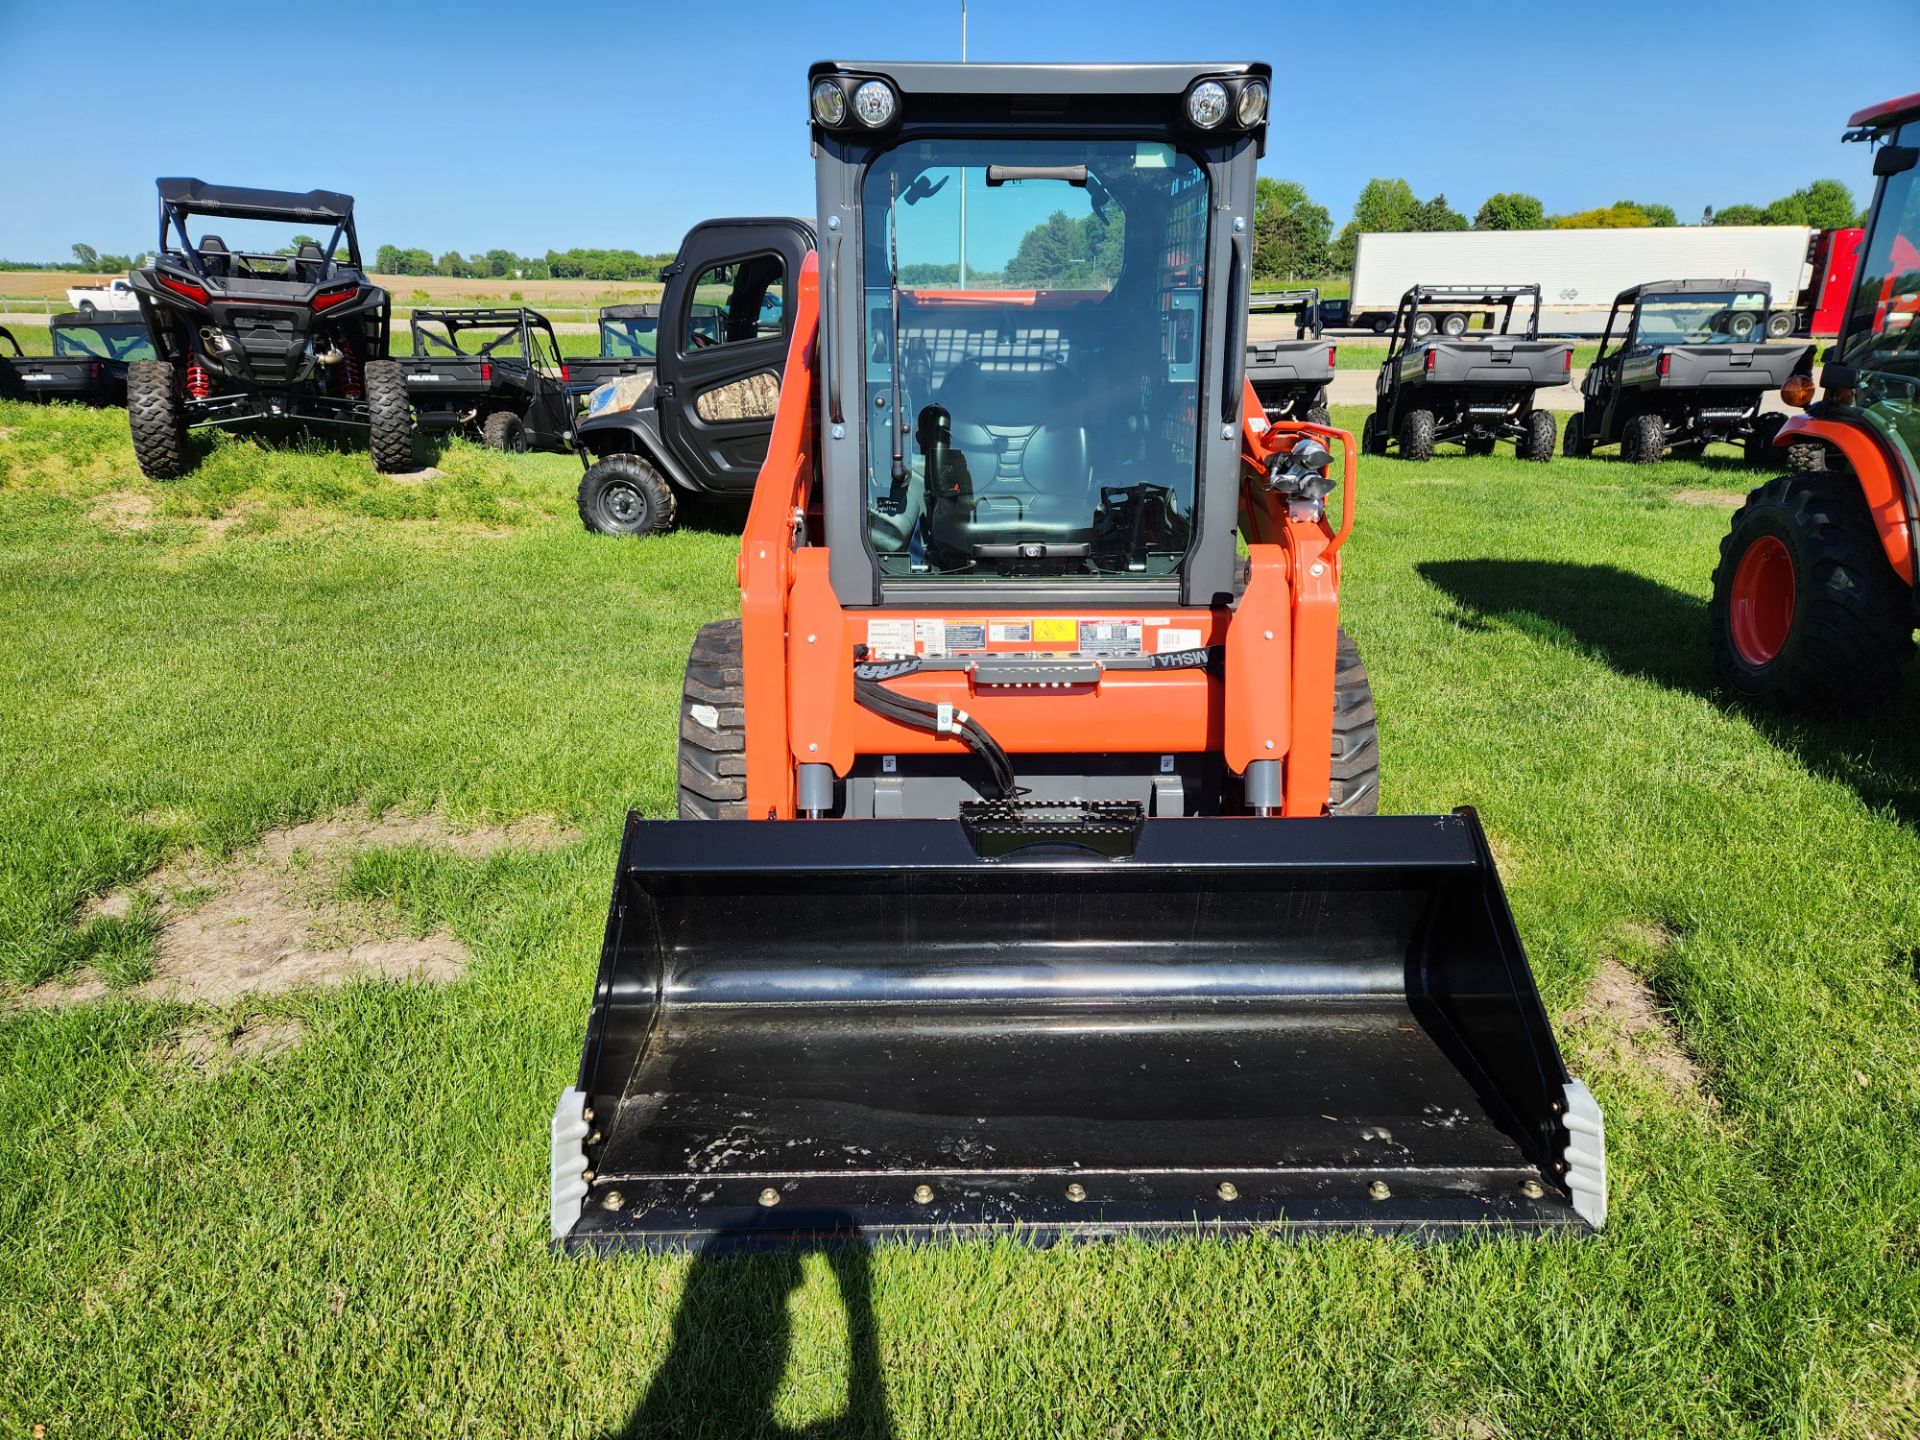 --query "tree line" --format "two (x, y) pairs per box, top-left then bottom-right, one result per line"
(1253, 176), (1866, 282)
(372, 245), (675, 281)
